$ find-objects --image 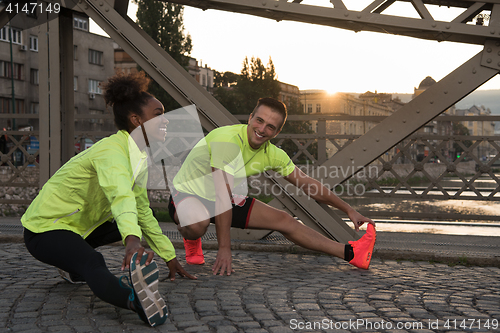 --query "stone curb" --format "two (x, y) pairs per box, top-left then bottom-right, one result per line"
(3, 234), (499, 267)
